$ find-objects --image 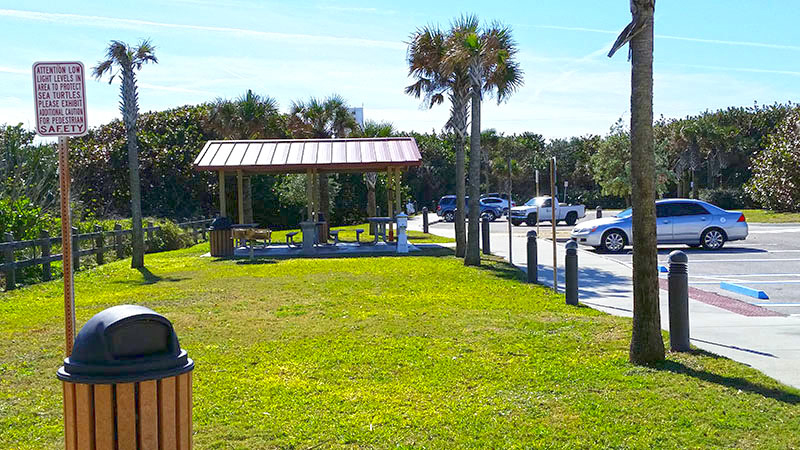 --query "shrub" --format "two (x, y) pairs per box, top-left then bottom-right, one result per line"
(698, 188), (754, 210)
(747, 109), (800, 211)
(151, 220), (194, 252)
